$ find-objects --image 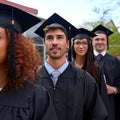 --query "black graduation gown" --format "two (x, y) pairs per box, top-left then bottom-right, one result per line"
(37, 63), (108, 120)
(71, 61), (110, 120)
(95, 53), (120, 120)
(0, 81), (57, 120)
